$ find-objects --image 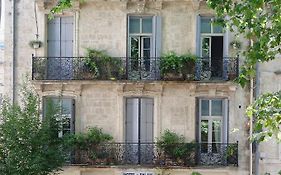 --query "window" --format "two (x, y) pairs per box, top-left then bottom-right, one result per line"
(198, 16), (225, 79)
(47, 16), (74, 80)
(198, 98), (228, 153)
(43, 97), (75, 137)
(127, 15), (161, 80)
